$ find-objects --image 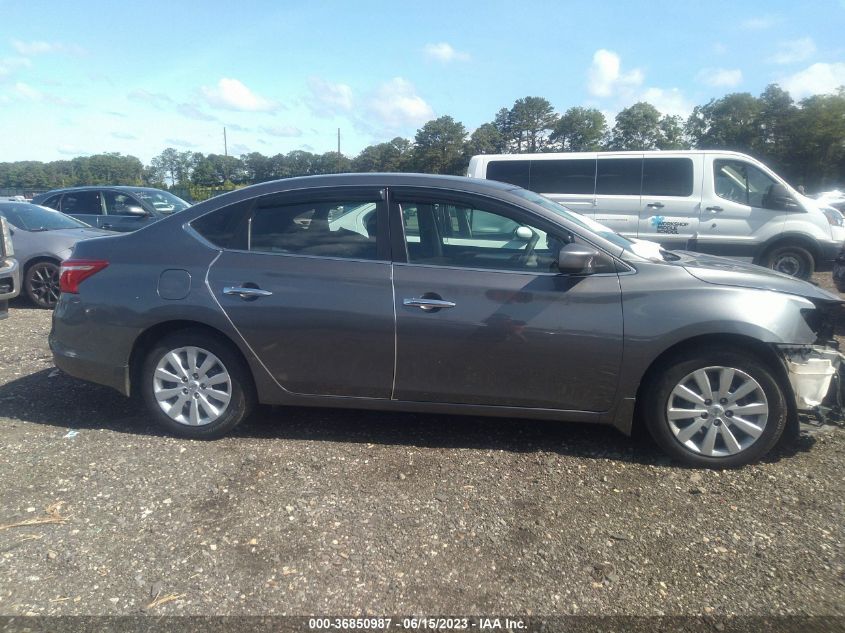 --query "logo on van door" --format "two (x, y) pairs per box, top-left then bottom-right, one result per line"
(650, 215), (689, 234)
